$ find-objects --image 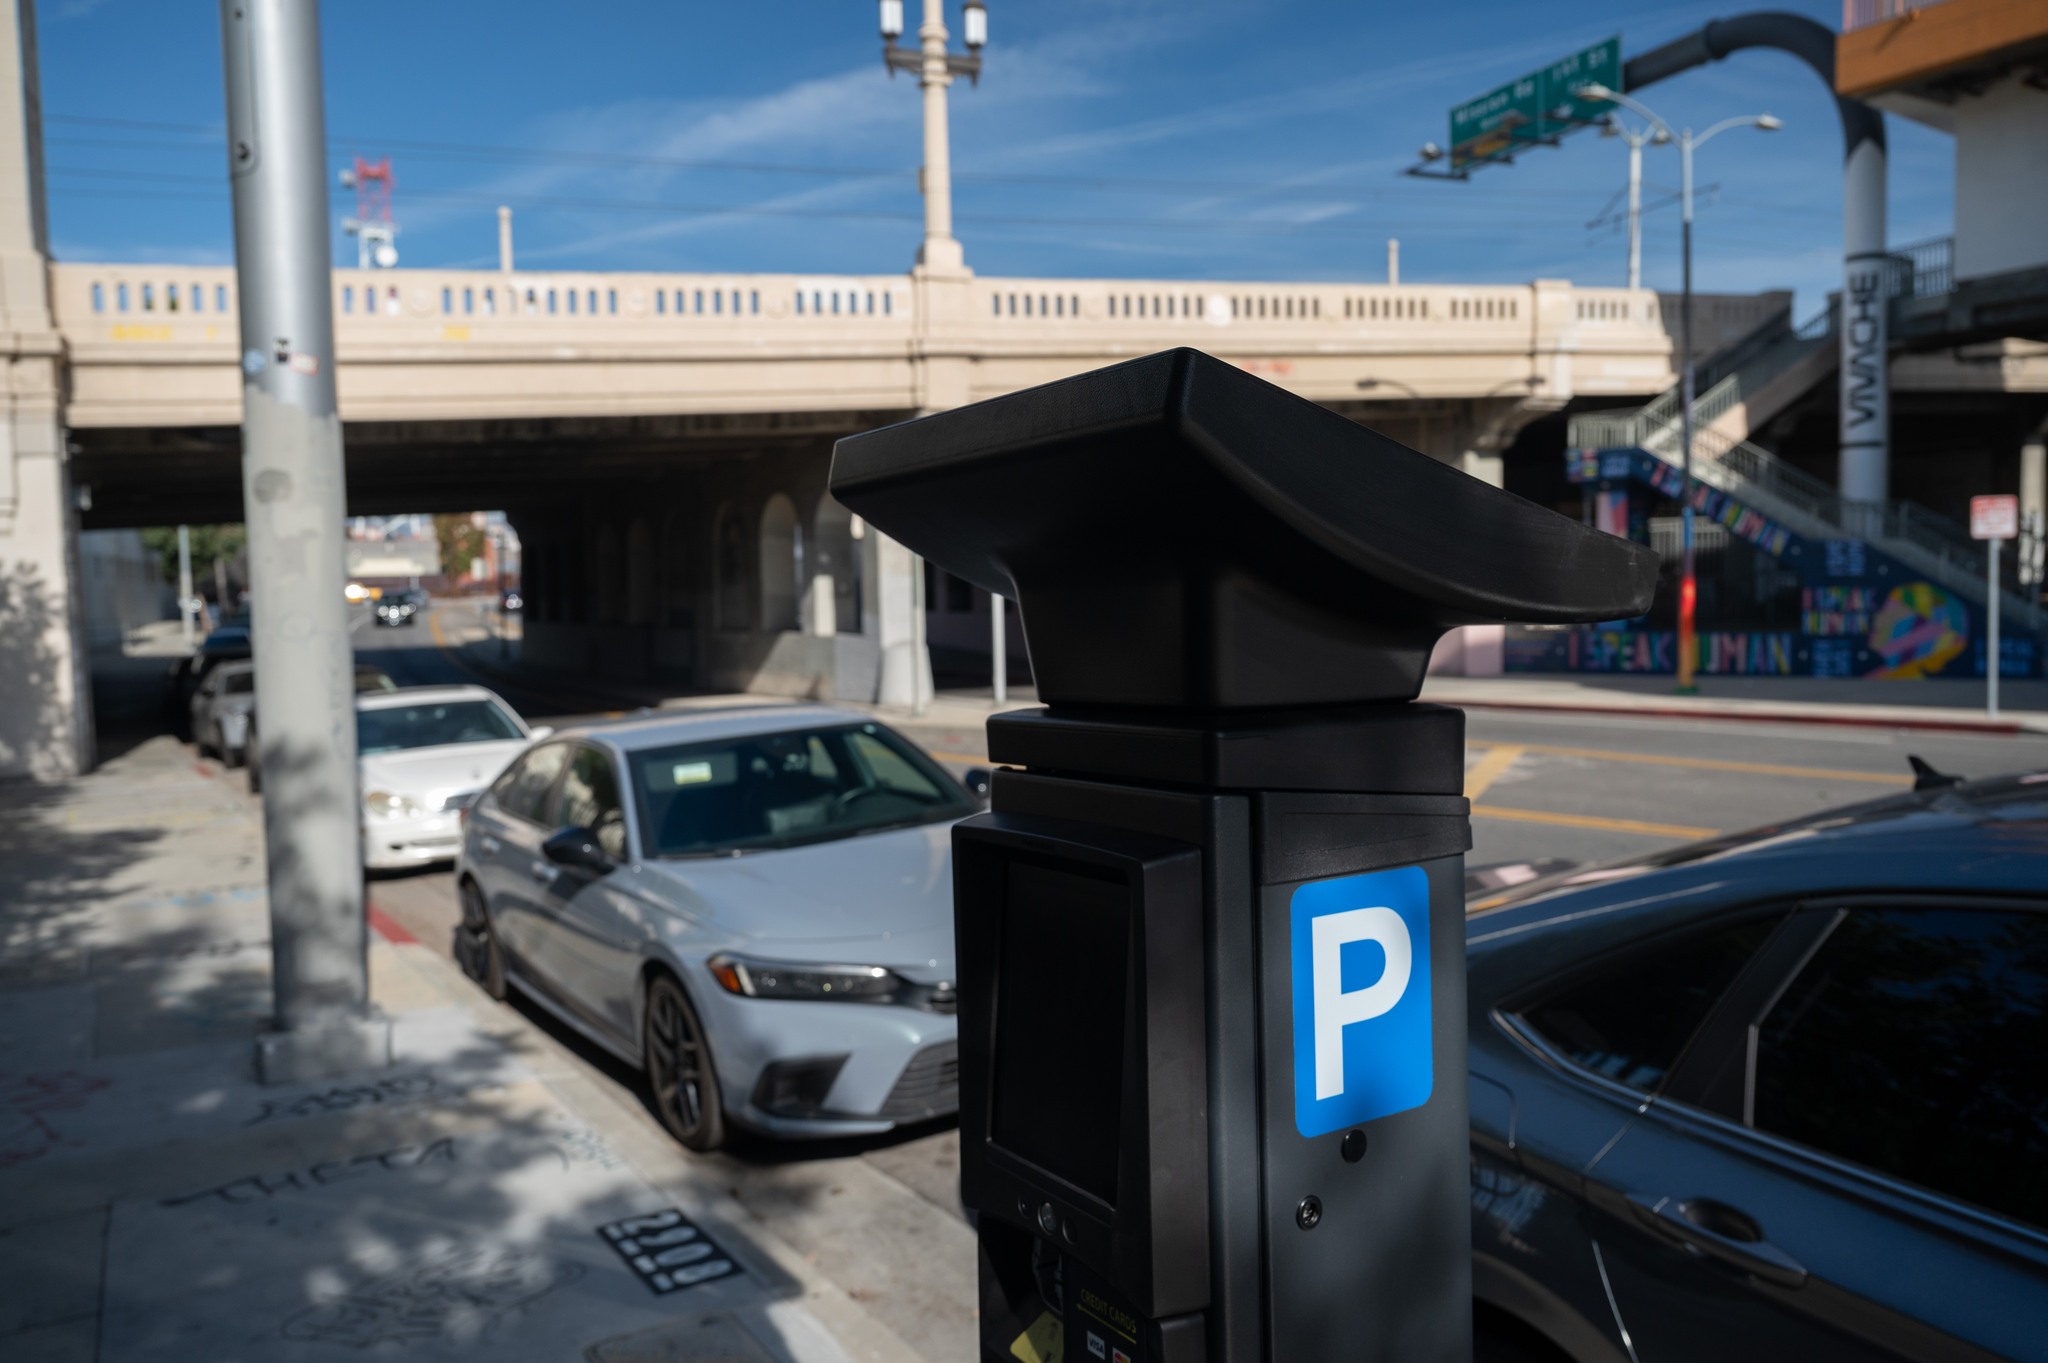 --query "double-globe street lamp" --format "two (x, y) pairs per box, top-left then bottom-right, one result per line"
(879, 0), (987, 273)
(1577, 83), (1779, 694)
